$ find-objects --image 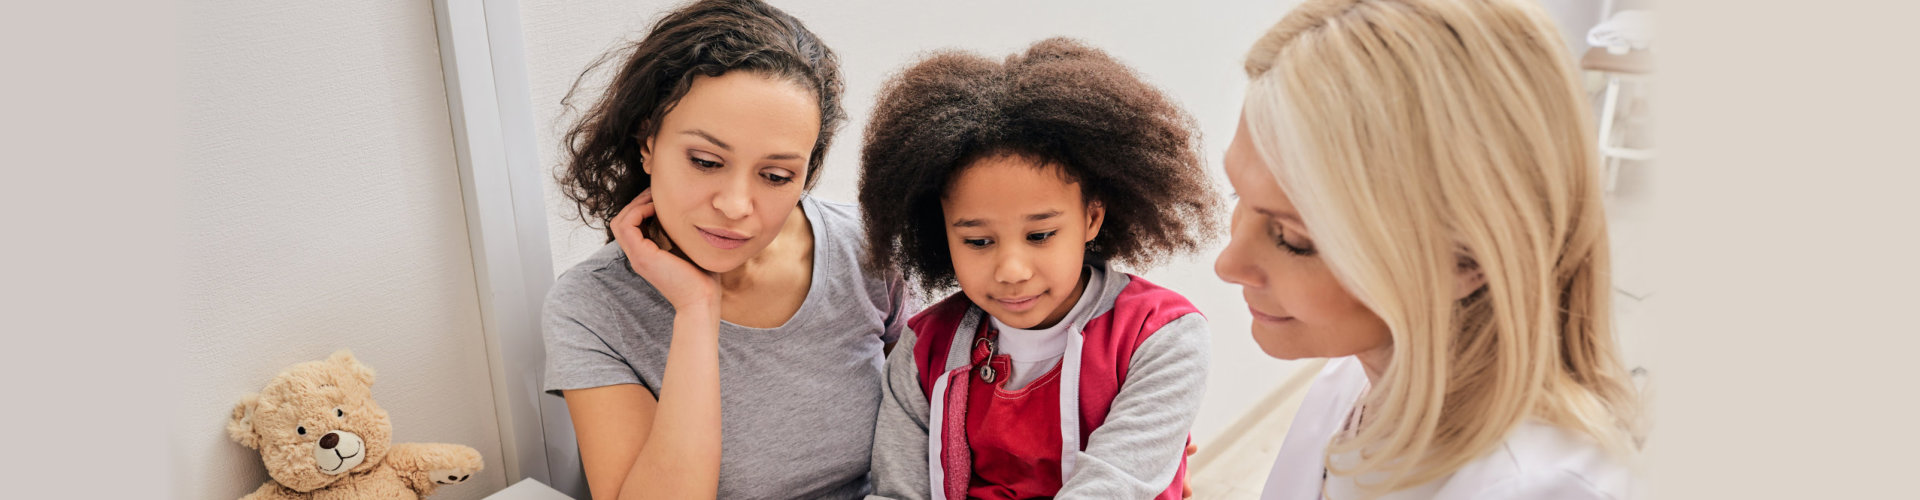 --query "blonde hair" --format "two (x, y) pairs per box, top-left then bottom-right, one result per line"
(1241, 0), (1643, 492)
